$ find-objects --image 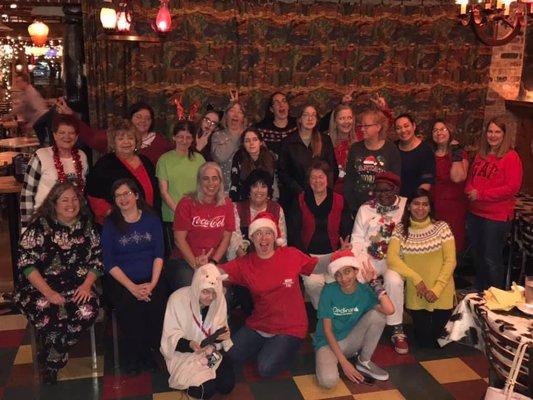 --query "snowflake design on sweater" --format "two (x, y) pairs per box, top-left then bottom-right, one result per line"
(119, 231), (152, 246)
